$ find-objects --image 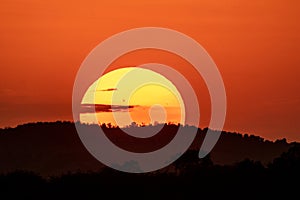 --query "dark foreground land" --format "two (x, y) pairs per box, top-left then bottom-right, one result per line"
(0, 122), (299, 199)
